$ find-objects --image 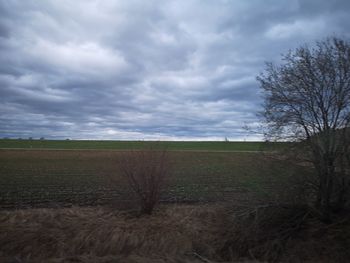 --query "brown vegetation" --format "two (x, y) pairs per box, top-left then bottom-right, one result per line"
(0, 205), (226, 263)
(1, 204), (350, 263)
(116, 147), (170, 214)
